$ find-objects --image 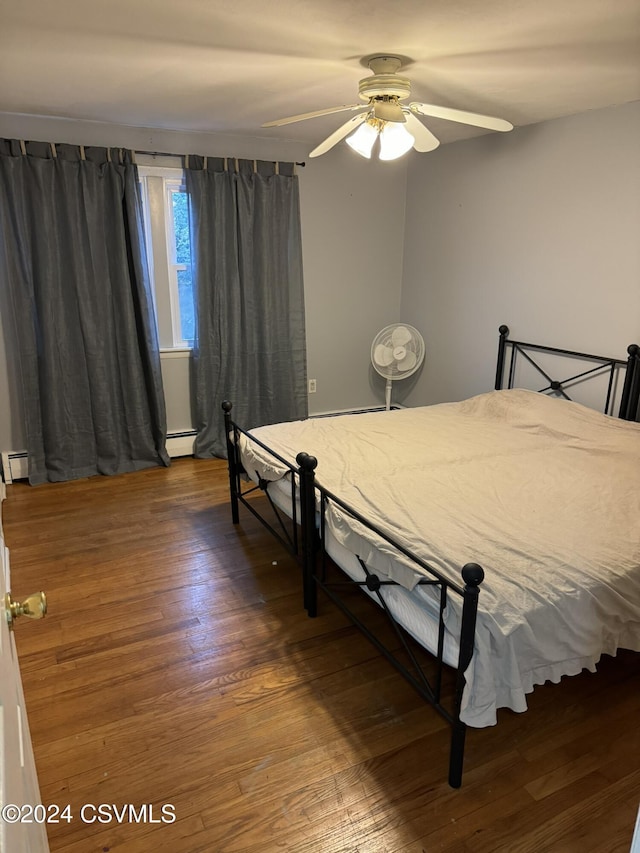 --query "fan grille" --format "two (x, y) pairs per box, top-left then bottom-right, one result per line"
(371, 323), (425, 380)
